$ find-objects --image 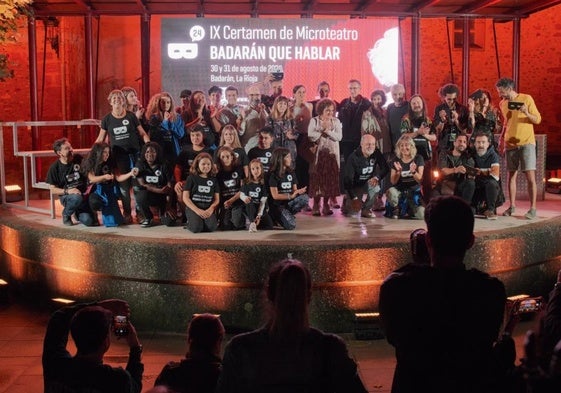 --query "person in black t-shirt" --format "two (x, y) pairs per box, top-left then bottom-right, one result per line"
(135, 142), (175, 228)
(215, 146), (245, 230)
(248, 127), (275, 174)
(45, 138), (95, 226)
(182, 153), (220, 233)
